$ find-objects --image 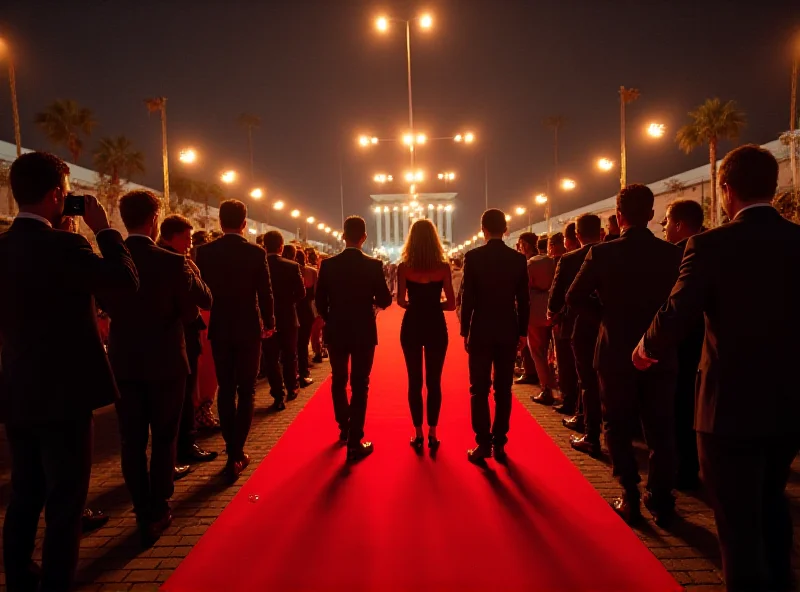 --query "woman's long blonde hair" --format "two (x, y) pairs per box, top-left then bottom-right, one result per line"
(400, 219), (446, 271)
